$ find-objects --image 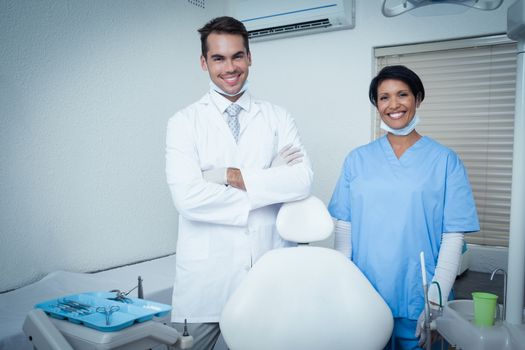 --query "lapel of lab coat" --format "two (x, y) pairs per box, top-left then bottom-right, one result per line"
(197, 92), (261, 143)
(237, 92), (261, 137)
